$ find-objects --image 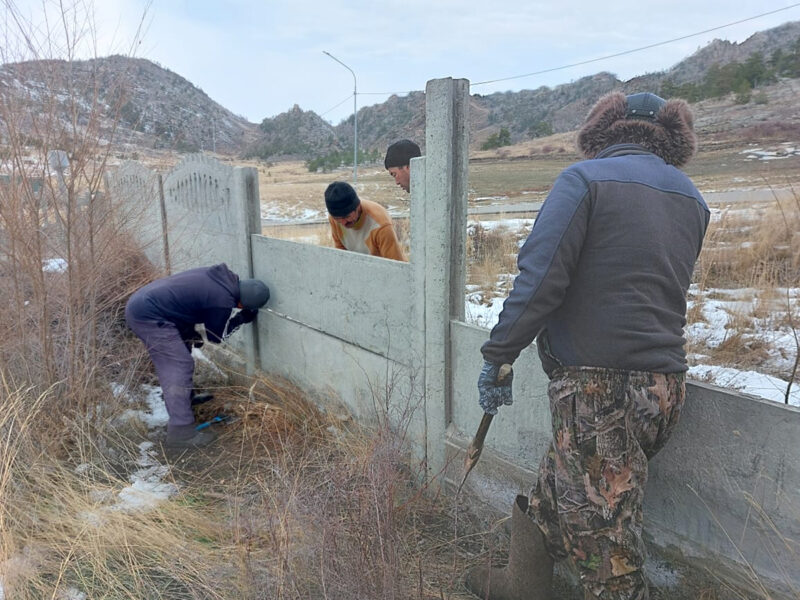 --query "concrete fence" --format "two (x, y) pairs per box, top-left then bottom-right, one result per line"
(108, 77), (800, 597)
